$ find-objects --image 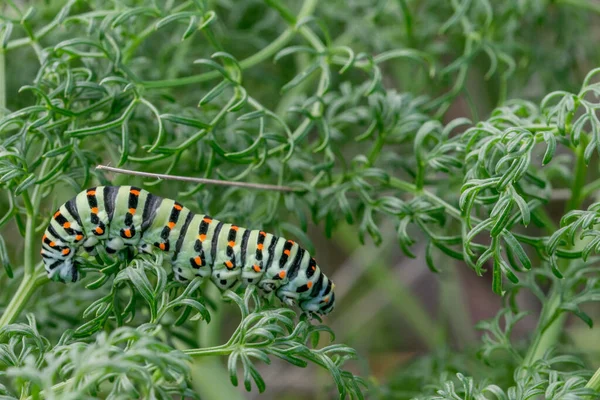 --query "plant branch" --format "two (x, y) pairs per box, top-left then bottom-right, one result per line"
(566, 134), (589, 212)
(184, 344), (233, 357)
(389, 177), (464, 220)
(557, 0), (600, 14)
(0, 50), (5, 113)
(142, 0), (319, 89)
(96, 165), (299, 192)
(0, 267), (45, 328)
(0, 160), (51, 328)
(523, 135), (590, 371)
(586, 367), (600, 390)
